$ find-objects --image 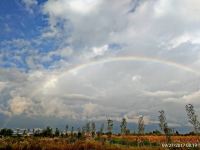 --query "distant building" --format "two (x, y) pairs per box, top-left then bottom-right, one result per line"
(12, 128), (43, 136)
